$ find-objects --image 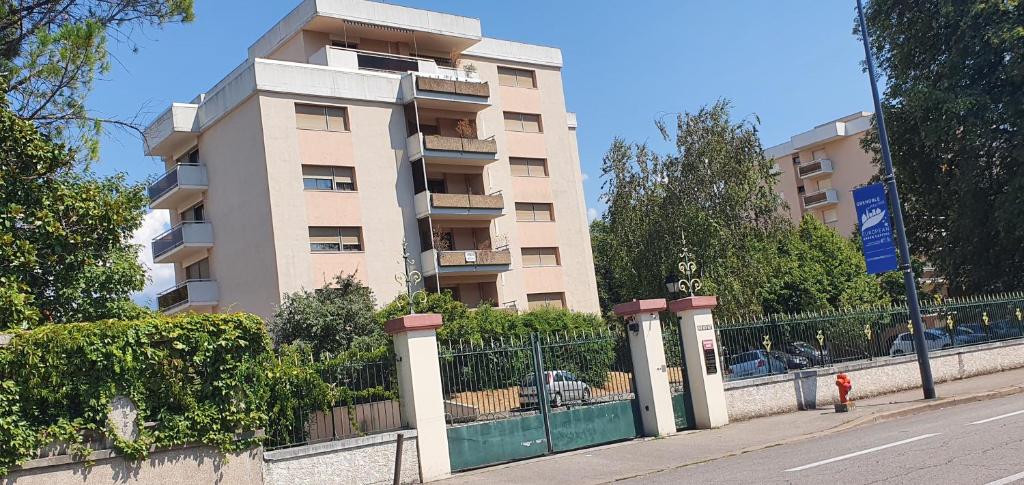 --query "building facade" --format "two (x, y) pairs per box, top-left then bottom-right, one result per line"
(766, 112), (877, 237)
(142, 0), (600, 319)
